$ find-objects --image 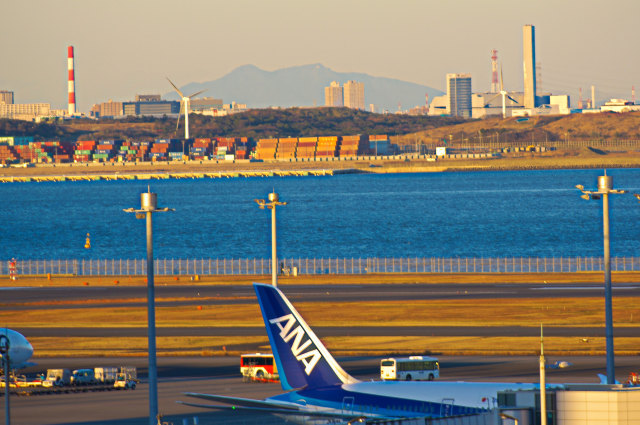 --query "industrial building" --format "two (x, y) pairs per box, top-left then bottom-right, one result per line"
(447, 73), (472, 118)
(189, 97), (224, 112)
(122, 100), (180, 116)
